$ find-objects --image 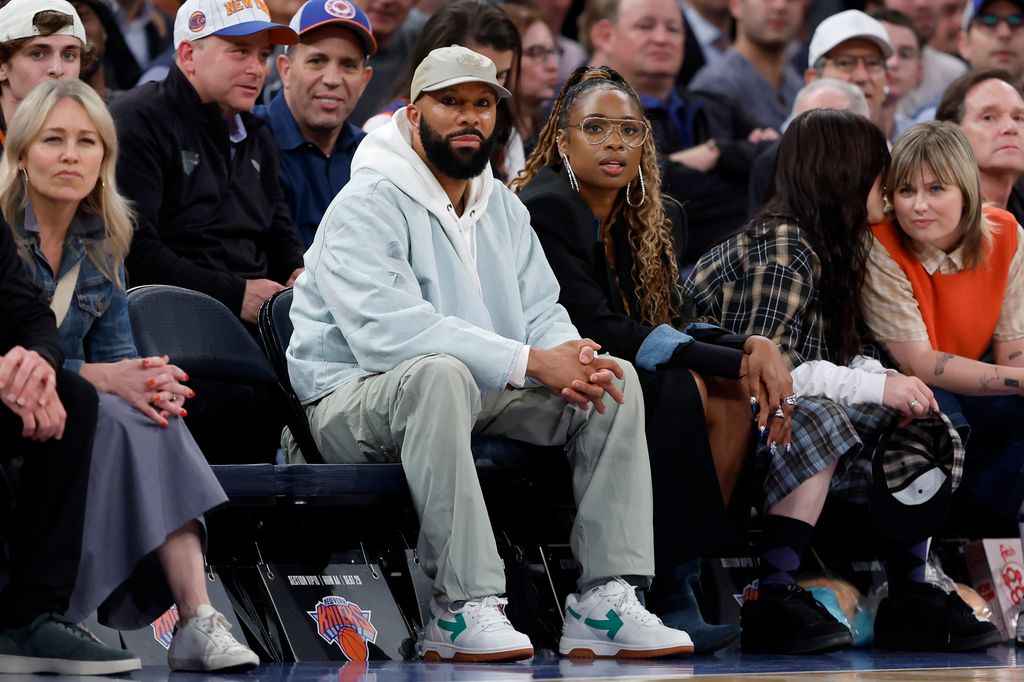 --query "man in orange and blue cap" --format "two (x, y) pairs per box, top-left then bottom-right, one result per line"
(255, 0), (376, 246)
